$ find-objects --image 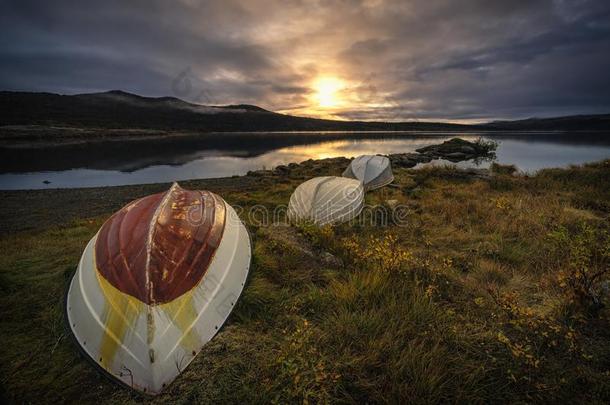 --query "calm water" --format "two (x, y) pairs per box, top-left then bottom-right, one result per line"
(1, 132), (609, 190)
